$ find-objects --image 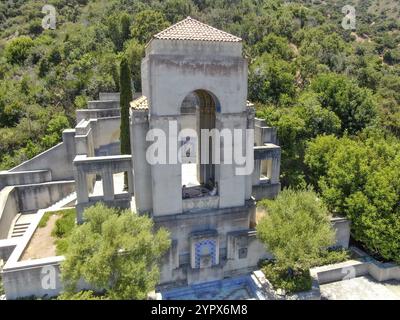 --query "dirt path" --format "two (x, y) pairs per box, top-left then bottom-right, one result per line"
(21, 214), (59, 261)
